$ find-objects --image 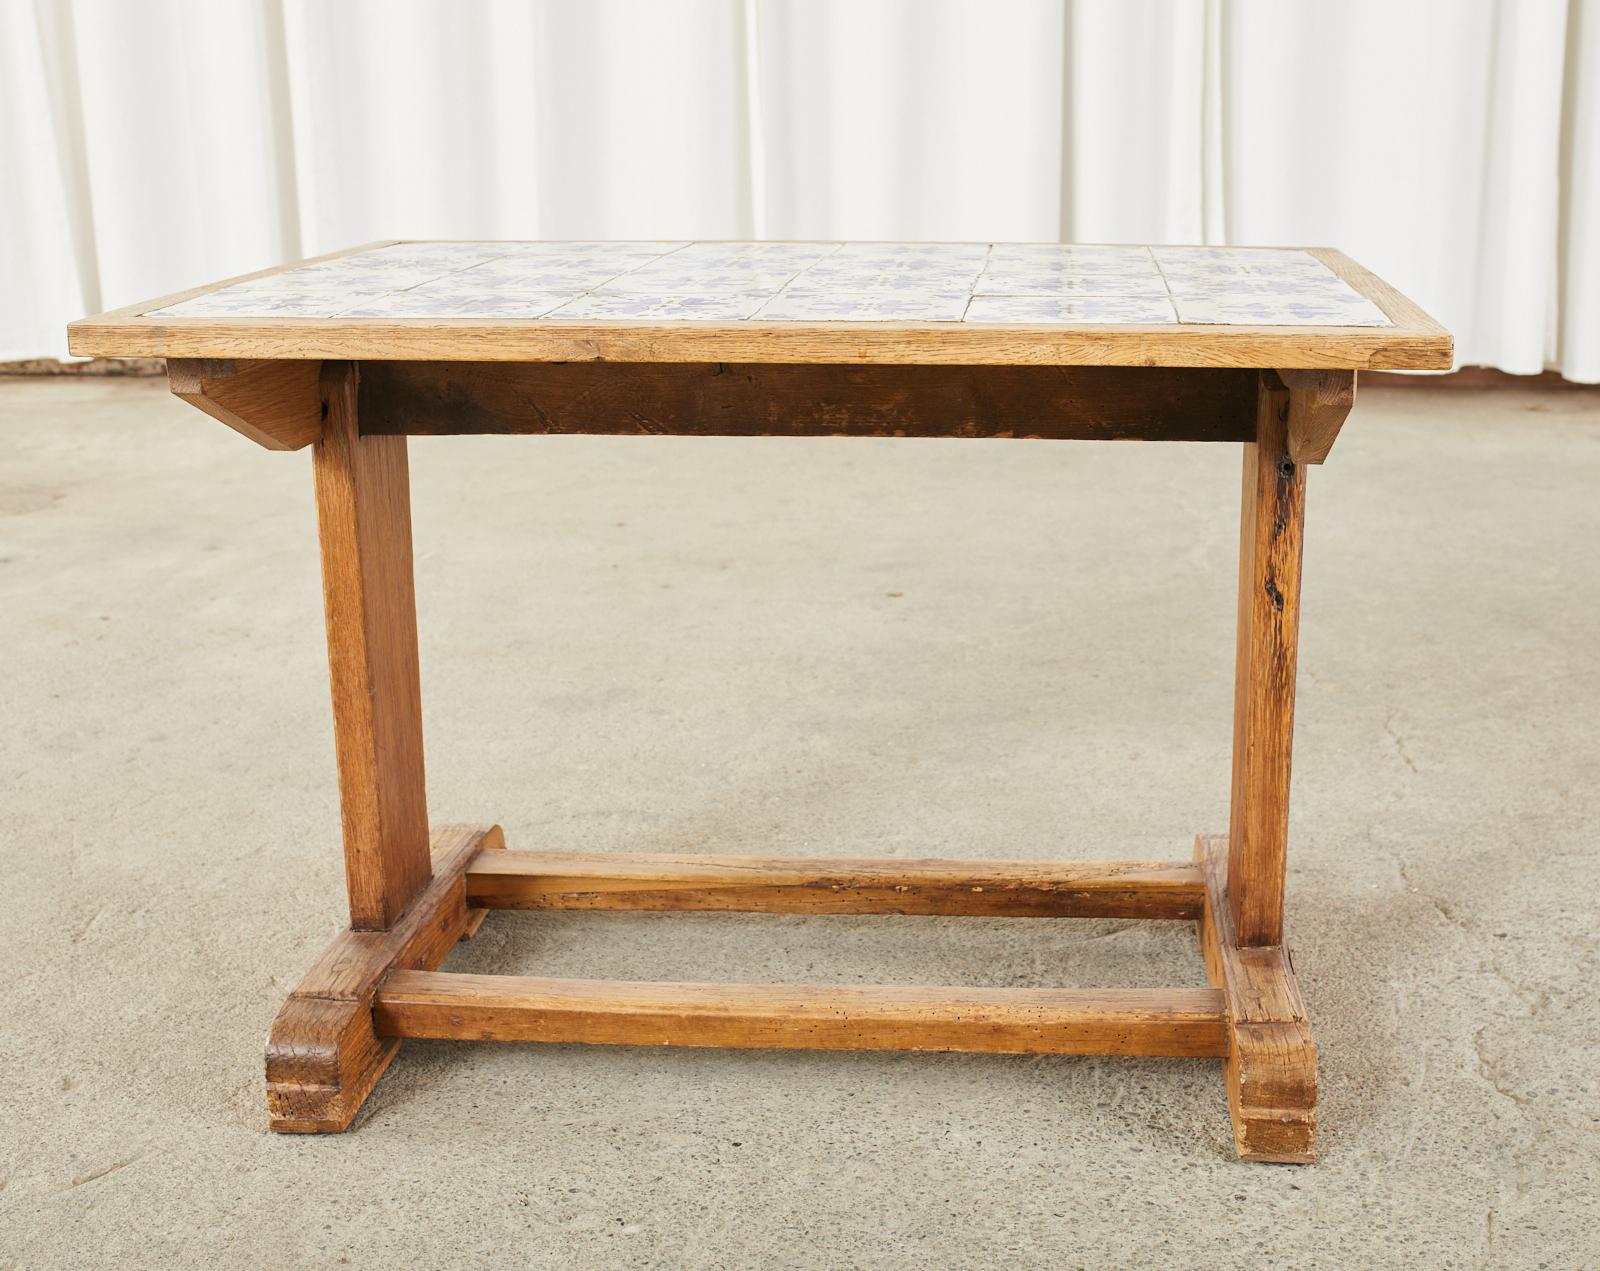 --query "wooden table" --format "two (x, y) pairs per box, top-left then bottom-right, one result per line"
(70, 240), (1450, 1161)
